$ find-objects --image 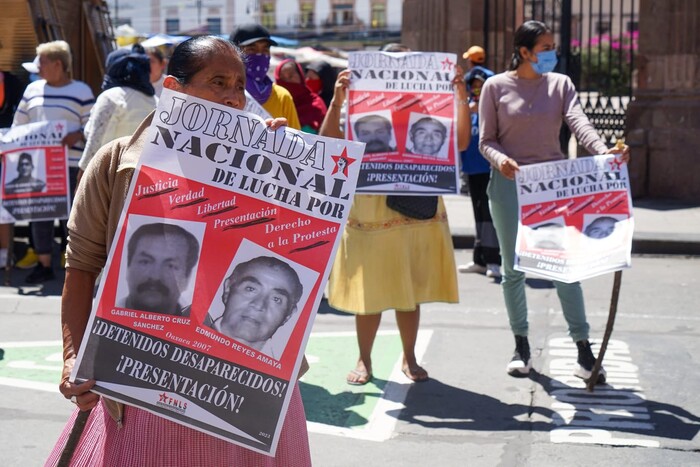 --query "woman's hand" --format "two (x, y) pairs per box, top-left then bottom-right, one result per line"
(453, 65), (471, 151)
(452, 65), (468, 102)
(605, 142), (631, 164)
(499, 158), (520, 180)
(60, 375), (99, 412)
(62, 130), (84, 148)
(330, 69), (351, 109)
(264, 117), (288, 131)
(319, 70), (350, 138)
